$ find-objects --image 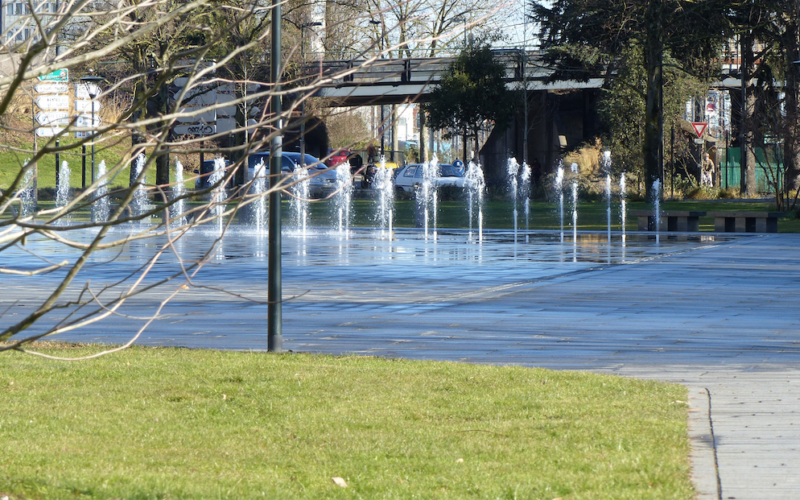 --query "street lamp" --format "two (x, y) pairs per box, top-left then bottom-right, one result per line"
(268, 0), (283, 351)
(80, 74), (104, 184)
(453, 17), (467, 47)
(369, 19), (385, 155)
(299, 21), (323, 168)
